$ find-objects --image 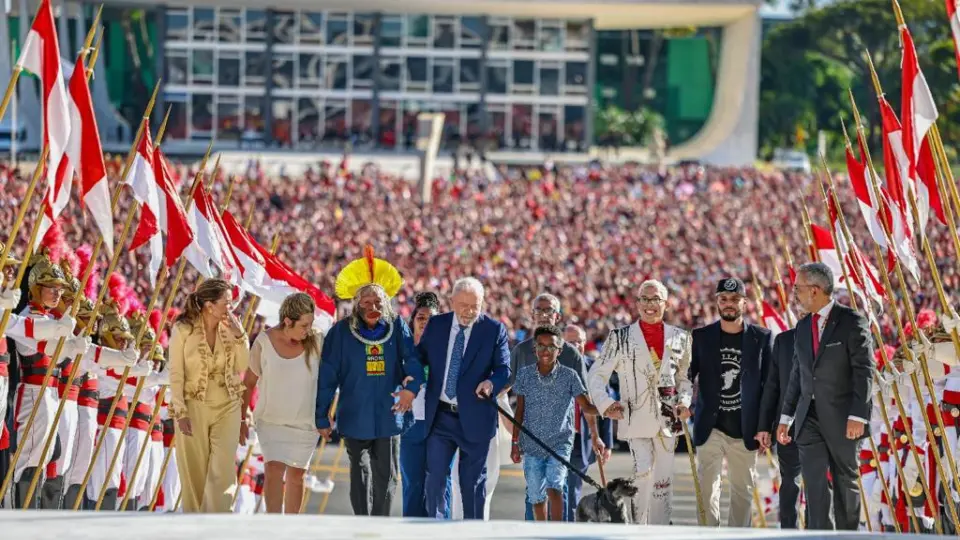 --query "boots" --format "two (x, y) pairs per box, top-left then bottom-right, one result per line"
(100, 487), (118, 511)
(40, 475), (64, 509)
(14, 467), (39, 509)
(122, 496), (139, 511)
(64, 484), (83, 510)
